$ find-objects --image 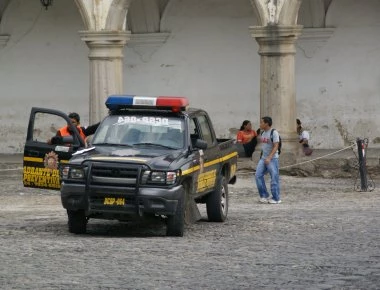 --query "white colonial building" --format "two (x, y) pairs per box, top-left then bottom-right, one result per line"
(0, 0), (379, 154)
